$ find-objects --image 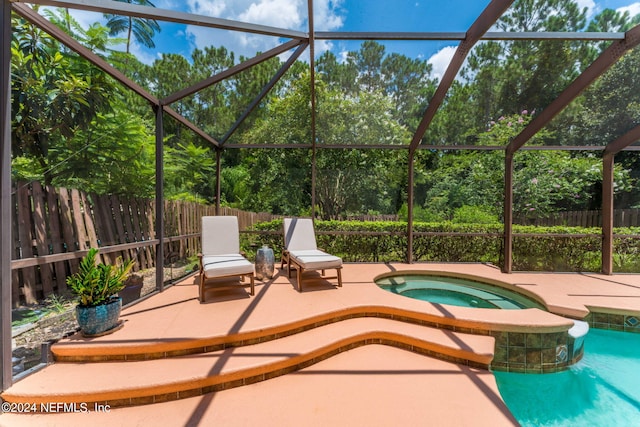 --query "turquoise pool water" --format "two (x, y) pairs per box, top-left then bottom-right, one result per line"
(376, 275), (544, 310)
(495, 329), (640, 426)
